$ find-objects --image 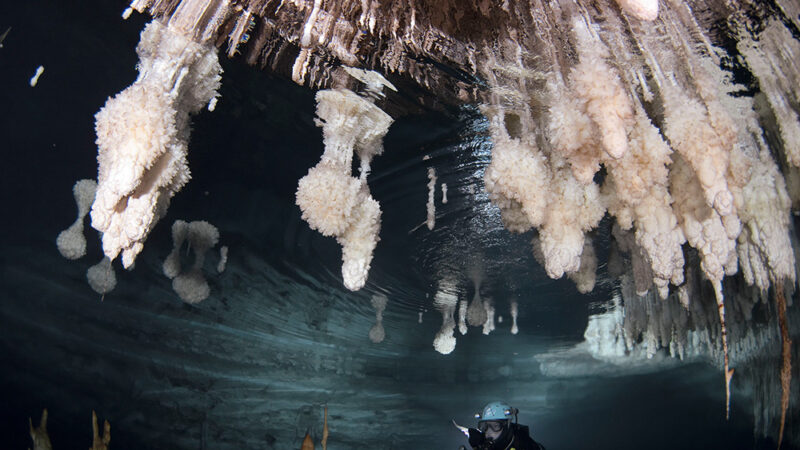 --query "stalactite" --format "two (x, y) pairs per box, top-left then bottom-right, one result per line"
(162, 220), (221, 303)
(295, 73), (393, 290)
(567, 236), (597, 294)
(87, 256), (117, 296)
(91, 19), (221, 268)
(482, 298), (496, 335)
(322, 405), (329, 450)
(458, 299), (468, 335)
(467, 264), (487, 327)
(56, 179), (97, 260)
(217, 246), (229, 273)
(369, 293), (388, 343)
(776, 287), (792, 449)
(510, 299), (519, 335)
(426, 167), (437, 230)
(433, 280), (458, 354)
(712, 280), (734, 419)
